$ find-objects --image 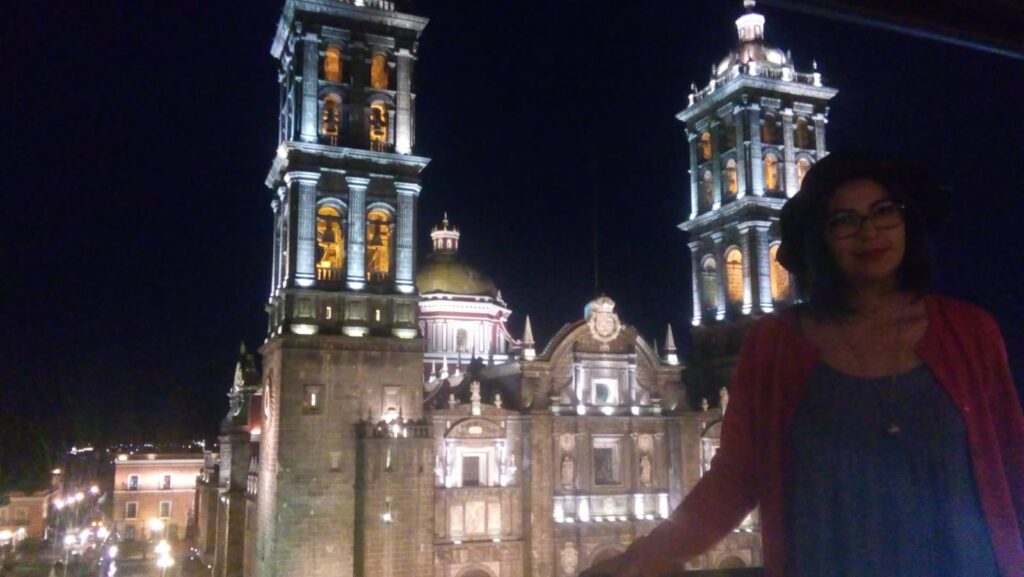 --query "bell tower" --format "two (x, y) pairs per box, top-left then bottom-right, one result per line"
(255, 1), (432, 577)
(678, 1), (837, 398)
